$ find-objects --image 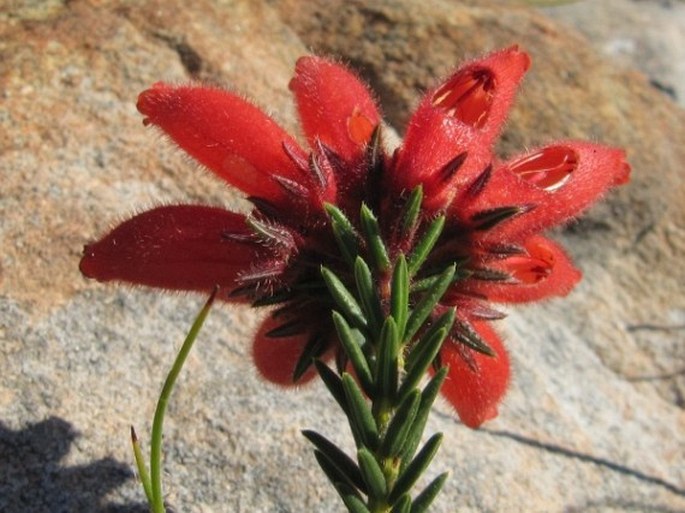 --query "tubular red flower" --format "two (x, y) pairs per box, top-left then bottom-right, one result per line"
(390, 46), (531, 211)
(79, 205), (280, 294)
(439, 322), (510, 428)
(461, 235), (582, 303)
(137, 83), (310, 209)
(457, 141), (631, 241)
(82, 47), (629, 429)
(290, 56), (381, 163)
